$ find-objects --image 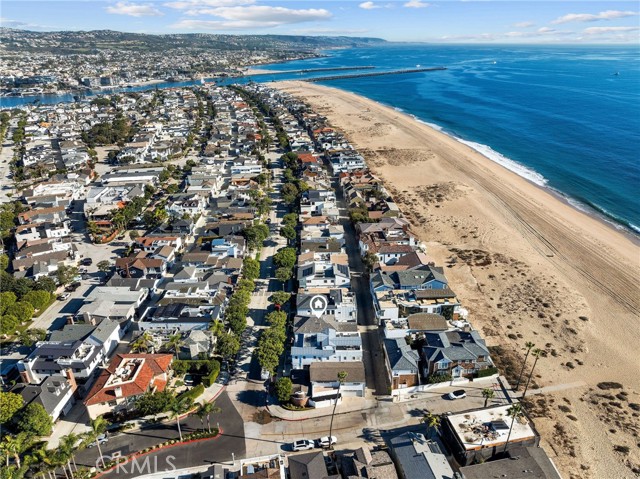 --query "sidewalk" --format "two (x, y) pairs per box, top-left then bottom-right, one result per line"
(266, 396), (377, 421)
